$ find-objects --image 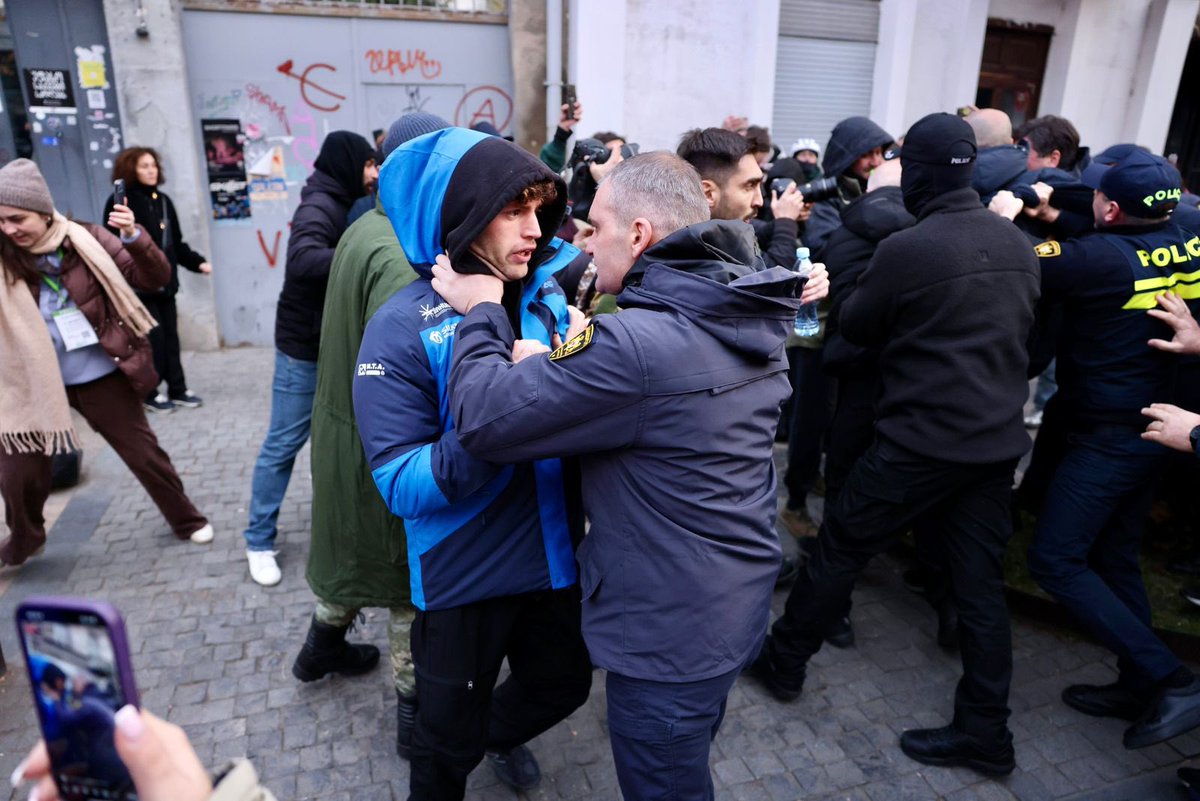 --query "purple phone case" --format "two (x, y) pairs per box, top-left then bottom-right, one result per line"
(15, 595), (140, 712)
